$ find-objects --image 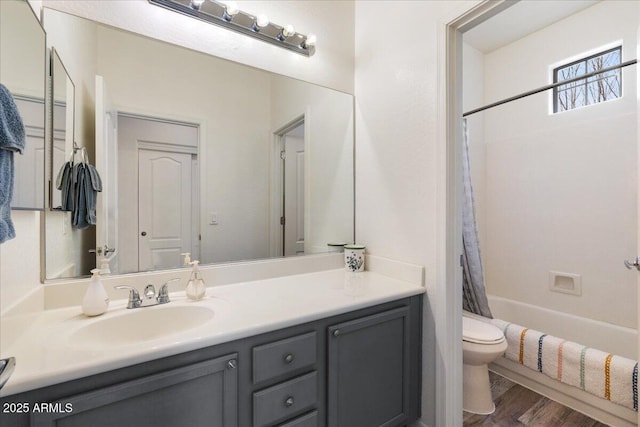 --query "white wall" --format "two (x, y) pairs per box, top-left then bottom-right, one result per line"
(355, 2), (480, 425)
(270, 75), (354, 253)
(38, 0), (354, 94)
(477, 1), (638, 329)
